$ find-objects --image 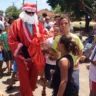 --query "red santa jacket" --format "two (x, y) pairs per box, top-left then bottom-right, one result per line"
(8, 18), (48, 72)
